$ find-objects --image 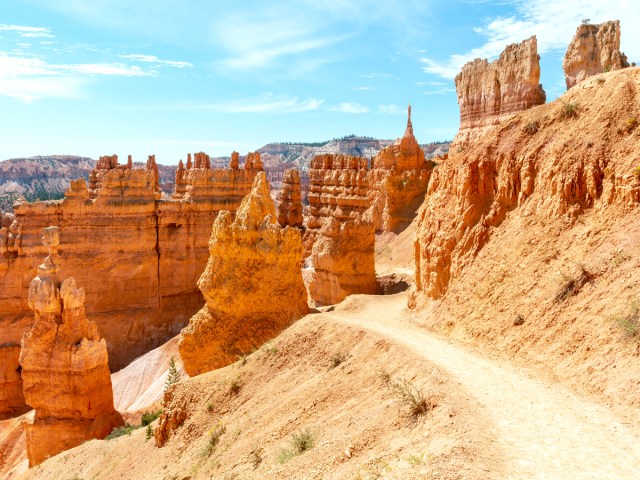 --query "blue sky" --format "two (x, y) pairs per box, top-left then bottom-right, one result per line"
(1, 0), (638, 164)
